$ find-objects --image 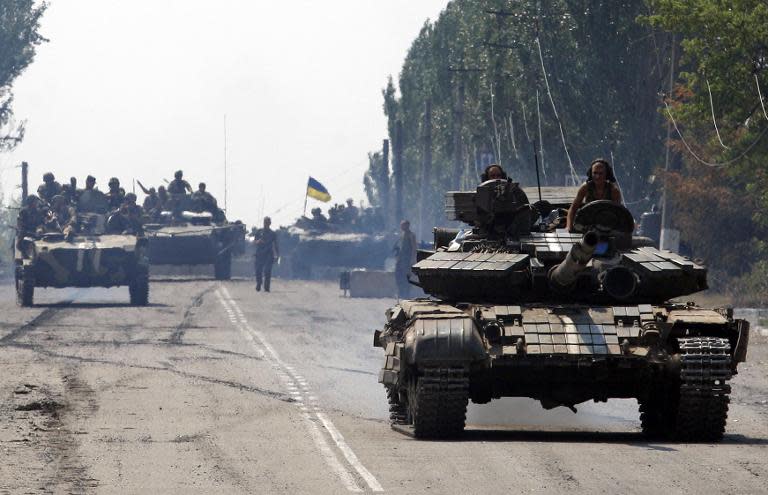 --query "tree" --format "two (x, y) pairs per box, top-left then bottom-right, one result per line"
(0, 0), (48, 151)
(373, 0), (672, 238)
(646, 0), (768, 302)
